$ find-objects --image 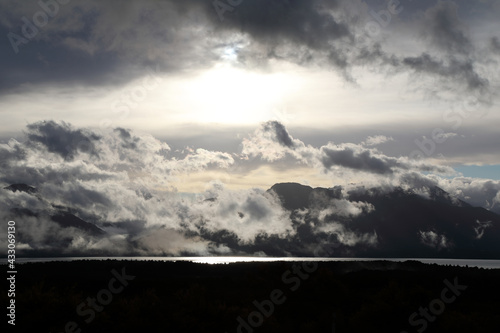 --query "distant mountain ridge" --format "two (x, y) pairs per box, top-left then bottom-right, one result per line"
(269, 182), (500, 258)
(3, 182), (500, 258)
(4, 183), (38, 194)
(4, 183), (105, 238)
